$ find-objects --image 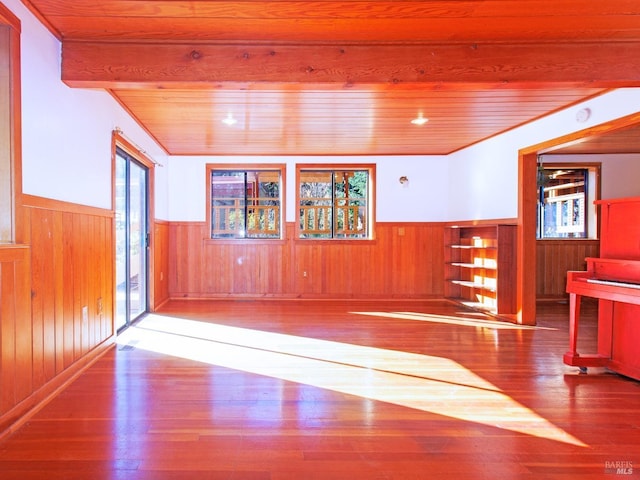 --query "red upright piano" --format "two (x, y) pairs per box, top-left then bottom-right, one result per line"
(564, 196), (640, 380)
